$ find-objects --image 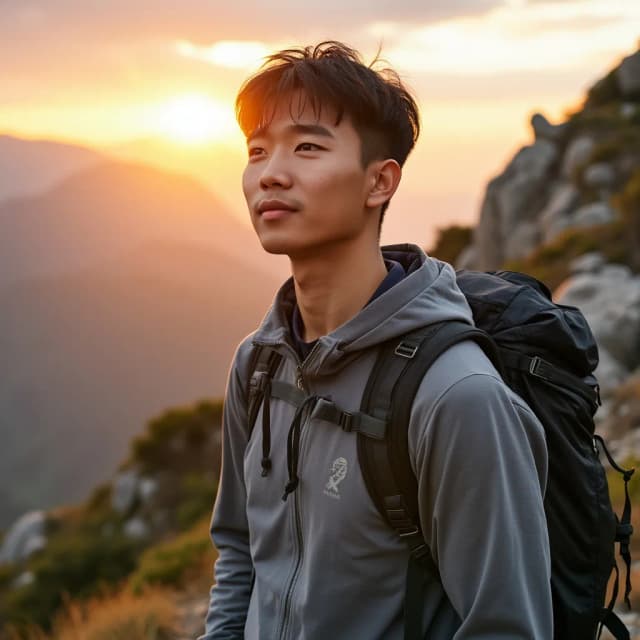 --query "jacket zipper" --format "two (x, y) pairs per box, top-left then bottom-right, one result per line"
(277, 353), (317, 640)
(253, 338), (318, 639)
(280, 480), (305, 639)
